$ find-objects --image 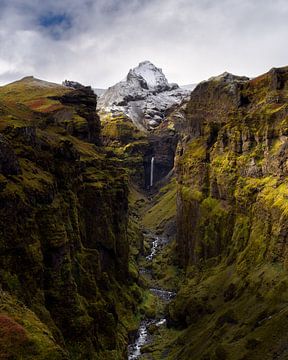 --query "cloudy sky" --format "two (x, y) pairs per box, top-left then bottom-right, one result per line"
(0, 0), (287, 88)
